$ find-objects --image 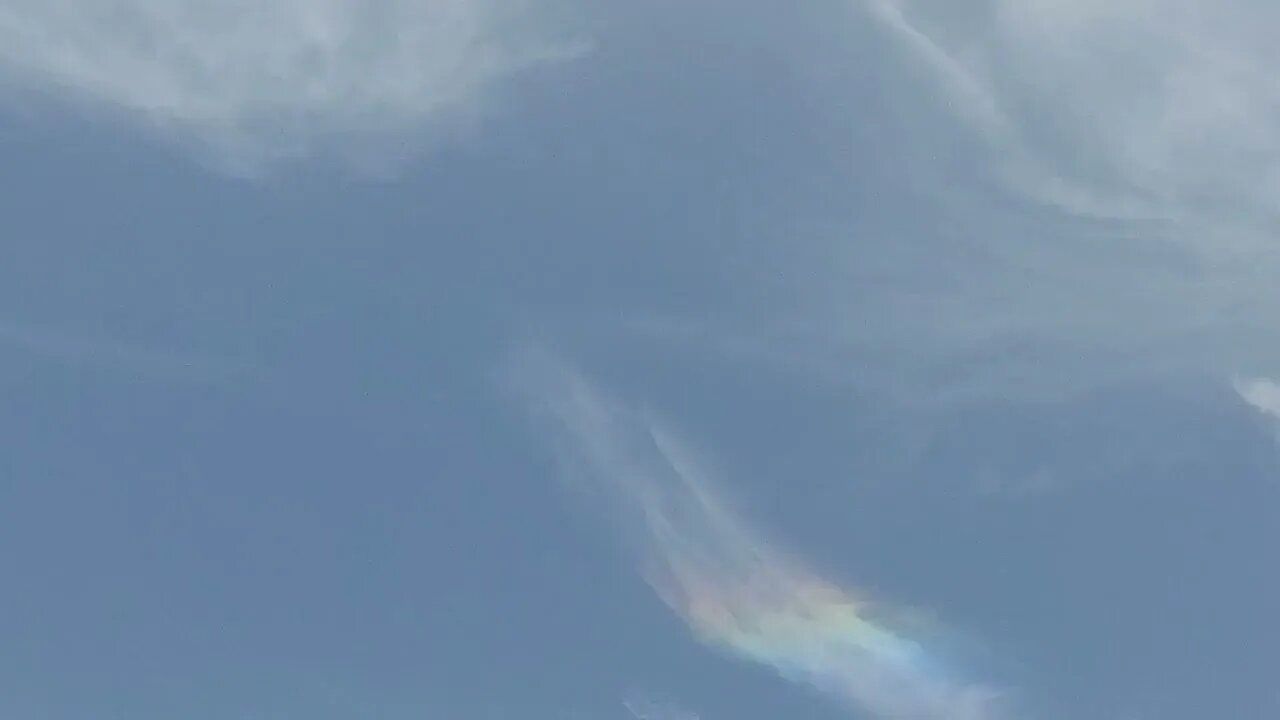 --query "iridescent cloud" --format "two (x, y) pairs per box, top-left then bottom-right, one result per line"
(515, 351), (1009, 720)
